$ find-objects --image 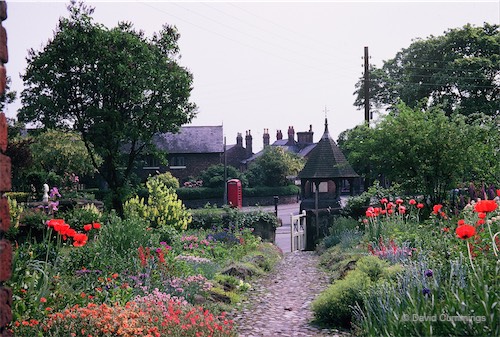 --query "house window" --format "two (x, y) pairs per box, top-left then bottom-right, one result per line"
(170, 156), (186, 169)
(143, 156), (160, 170)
